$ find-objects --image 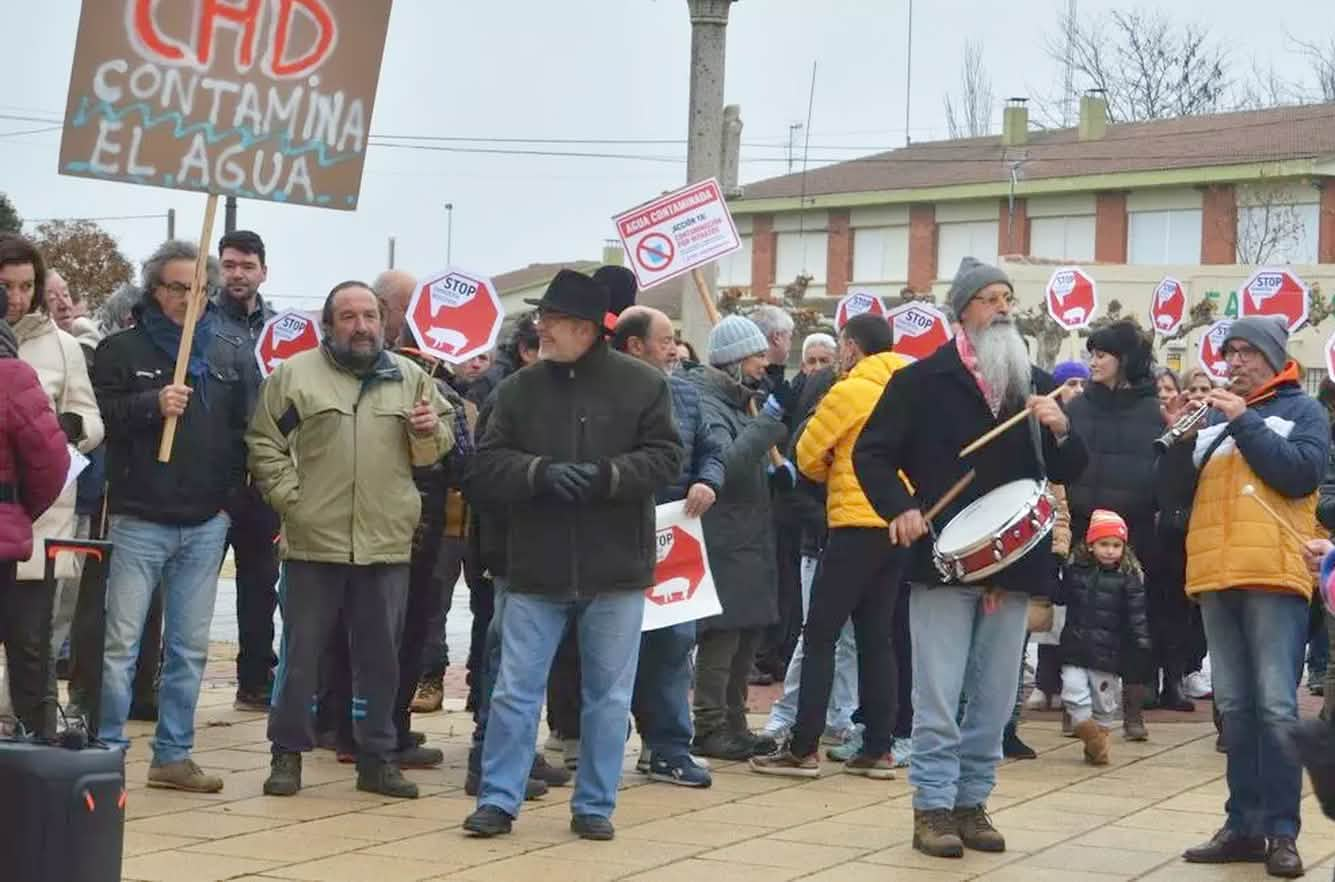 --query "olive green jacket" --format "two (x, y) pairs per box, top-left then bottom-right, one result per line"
(246, 346), (455, 564)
